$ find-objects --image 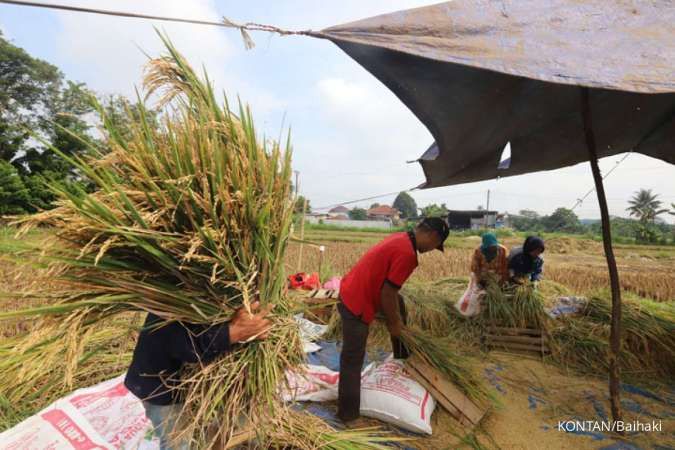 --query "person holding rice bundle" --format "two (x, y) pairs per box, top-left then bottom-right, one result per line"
(508, 236), (546, 284)
(336, 217), (449, 423)
(125, 303), (273, 449)
(470, 232), (509, 286)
